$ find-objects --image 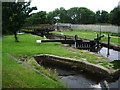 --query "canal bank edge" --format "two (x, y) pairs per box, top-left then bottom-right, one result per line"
(34, 54), (120, 79)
